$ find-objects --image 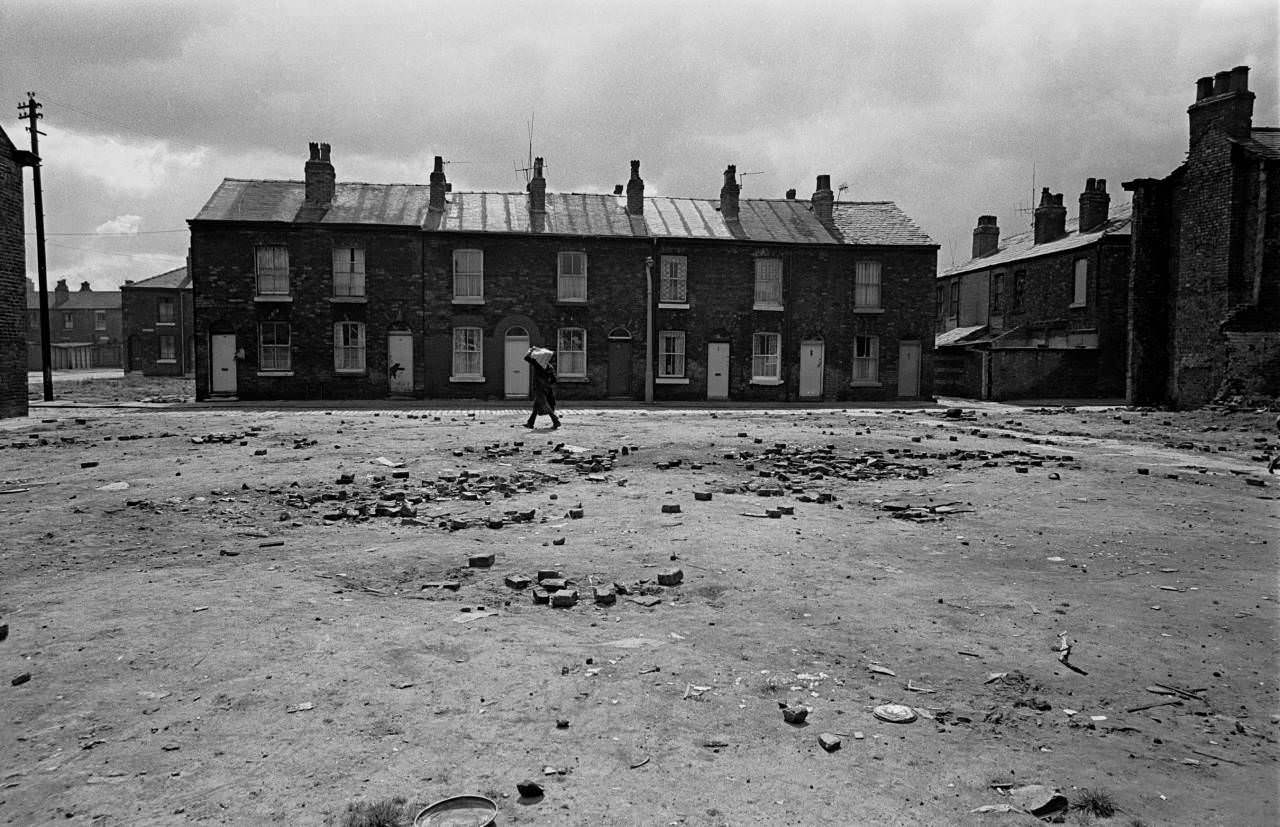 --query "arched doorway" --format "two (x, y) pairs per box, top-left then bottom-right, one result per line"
(504, 326), (530, 398)
(607, 327), (633, 398)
